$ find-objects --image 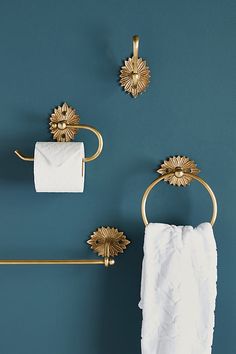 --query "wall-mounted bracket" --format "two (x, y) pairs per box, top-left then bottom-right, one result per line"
(87, 227), (130, 260)
(49, 102), (80, 142)
(15, 102), (103, 163)
(157, 156), (200, 187)
(120, 35), (150, 98)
